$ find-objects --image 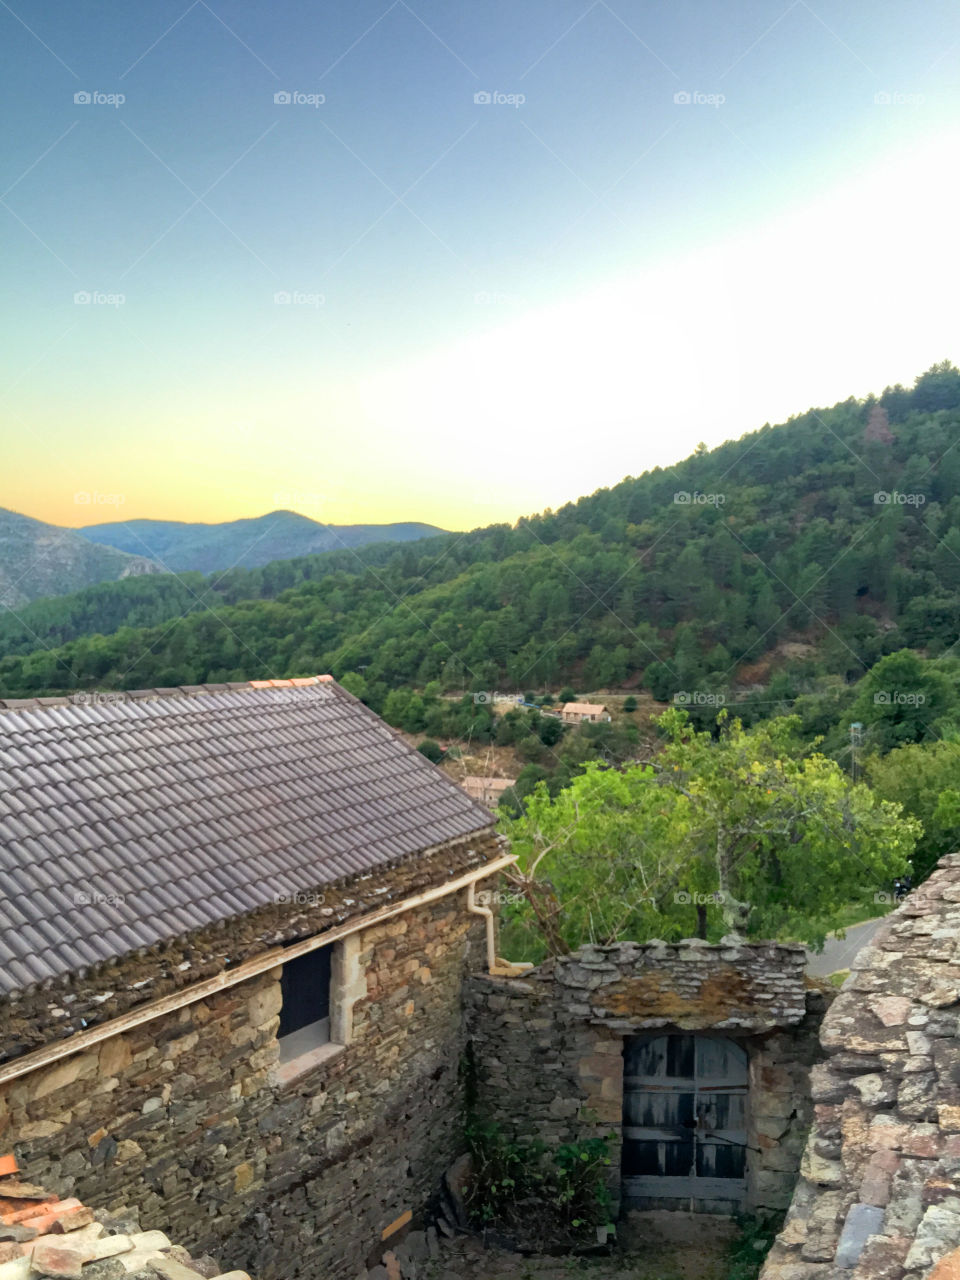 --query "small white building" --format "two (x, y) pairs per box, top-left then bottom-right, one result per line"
(560, 701), (611, 724)
(560, 701), (611, 721)
(462, 775), (516, 808)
